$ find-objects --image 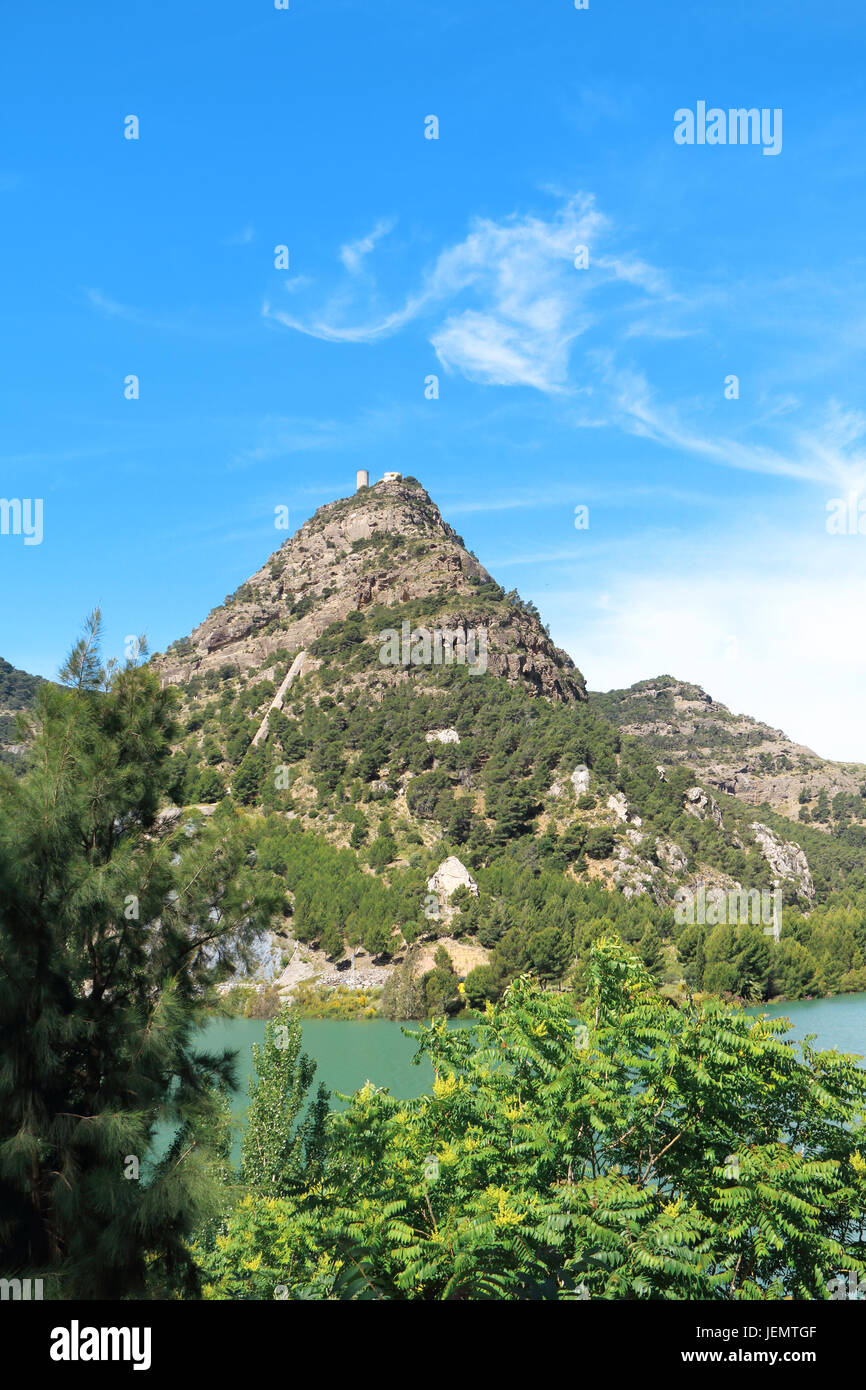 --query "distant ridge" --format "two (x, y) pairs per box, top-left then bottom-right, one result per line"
(592, 675), (866, 824)
(0, 656), (44, 764)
